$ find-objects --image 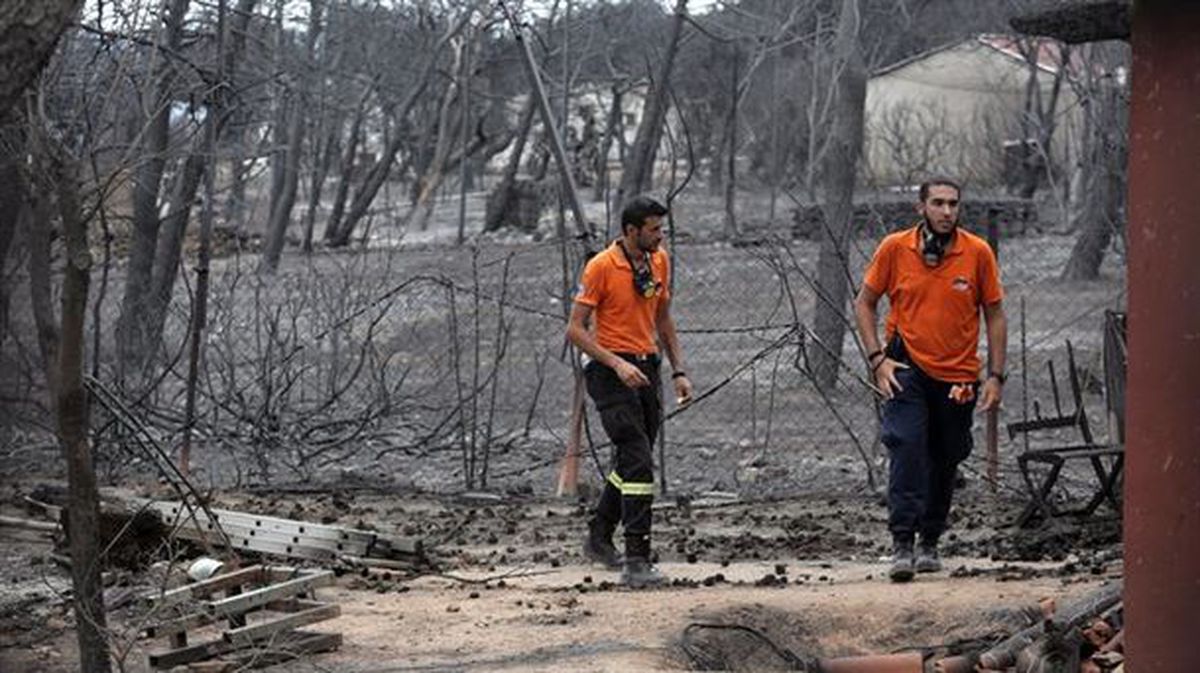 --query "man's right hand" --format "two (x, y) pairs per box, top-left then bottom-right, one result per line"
(614, 359), (651, 389)
(874, 358), (909, 399)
